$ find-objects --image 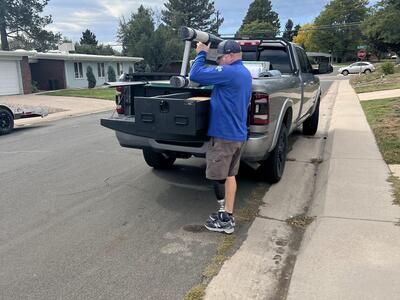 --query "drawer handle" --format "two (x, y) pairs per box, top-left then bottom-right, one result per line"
(175, 116), (189, 126)
(141, 113), (154, 123)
